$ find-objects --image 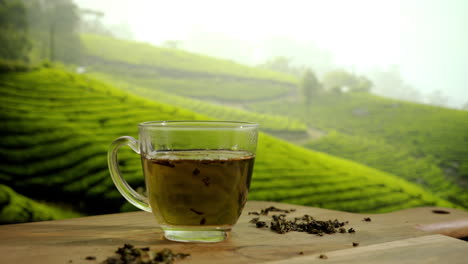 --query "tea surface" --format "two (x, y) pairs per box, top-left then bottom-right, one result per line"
(142, 150), (255, 226)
